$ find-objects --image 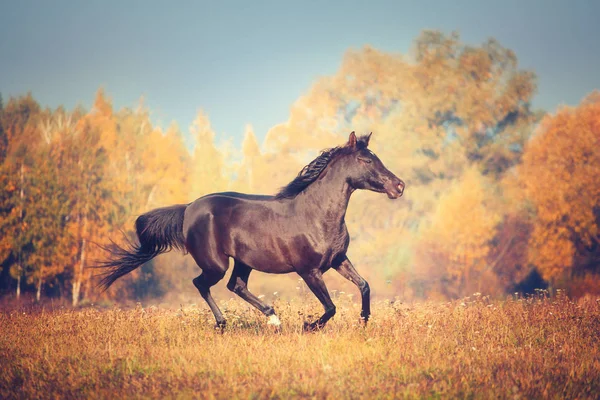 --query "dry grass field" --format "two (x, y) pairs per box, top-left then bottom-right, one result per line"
(1, 291), (599, 399)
